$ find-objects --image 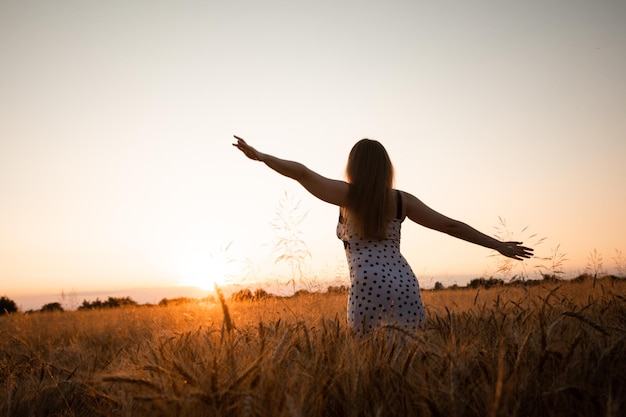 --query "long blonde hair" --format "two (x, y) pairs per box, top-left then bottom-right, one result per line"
(345, 139), (395, 239)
